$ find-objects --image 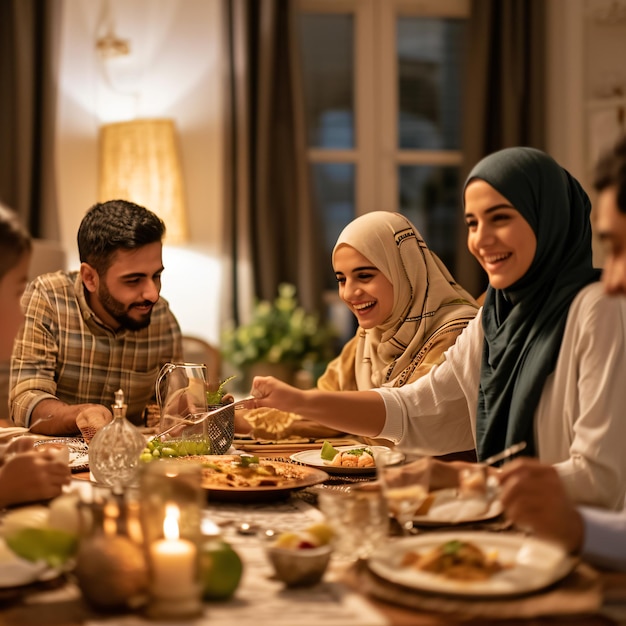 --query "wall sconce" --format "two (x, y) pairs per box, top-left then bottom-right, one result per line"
(98, 118), (189, 244)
